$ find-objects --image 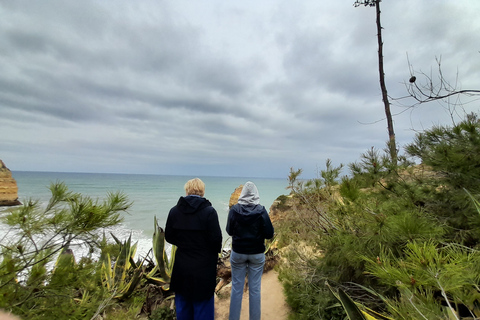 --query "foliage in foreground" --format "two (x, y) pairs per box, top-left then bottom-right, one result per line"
(278, 113), (480, 319)
(0, 183), (177, 320)
(0, 183), (131, 319)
